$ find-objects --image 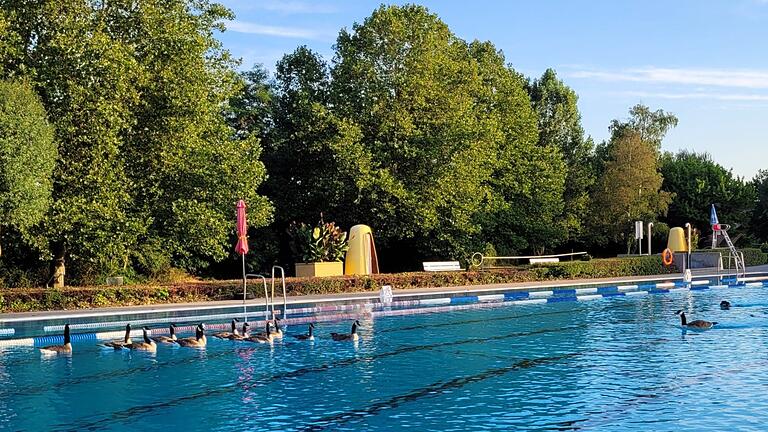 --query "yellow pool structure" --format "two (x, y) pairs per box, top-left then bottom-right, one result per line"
(345, 224), (379, 275)
(667, 227), (688, 252)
